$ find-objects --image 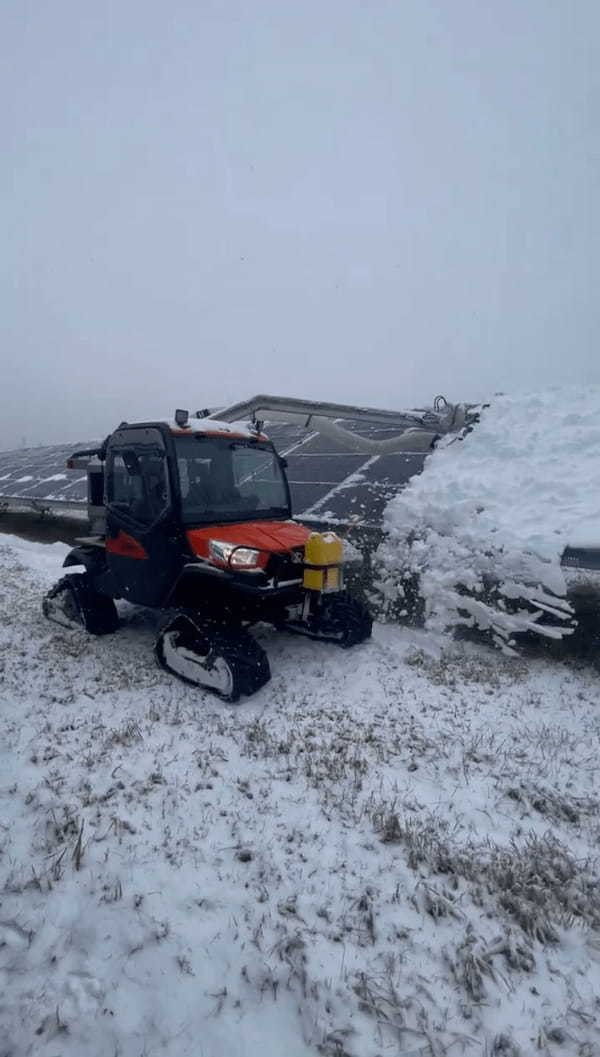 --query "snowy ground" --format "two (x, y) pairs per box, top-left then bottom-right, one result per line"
(1, 533), (600, 1057)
